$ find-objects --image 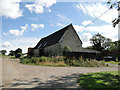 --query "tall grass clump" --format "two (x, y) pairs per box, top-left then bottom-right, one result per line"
(20, 56), (108, 67)
(64, 56), (108, 67)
